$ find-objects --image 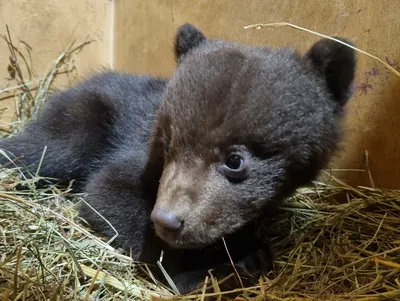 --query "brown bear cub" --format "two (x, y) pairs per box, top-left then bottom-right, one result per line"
(0, 24), (356, 294)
